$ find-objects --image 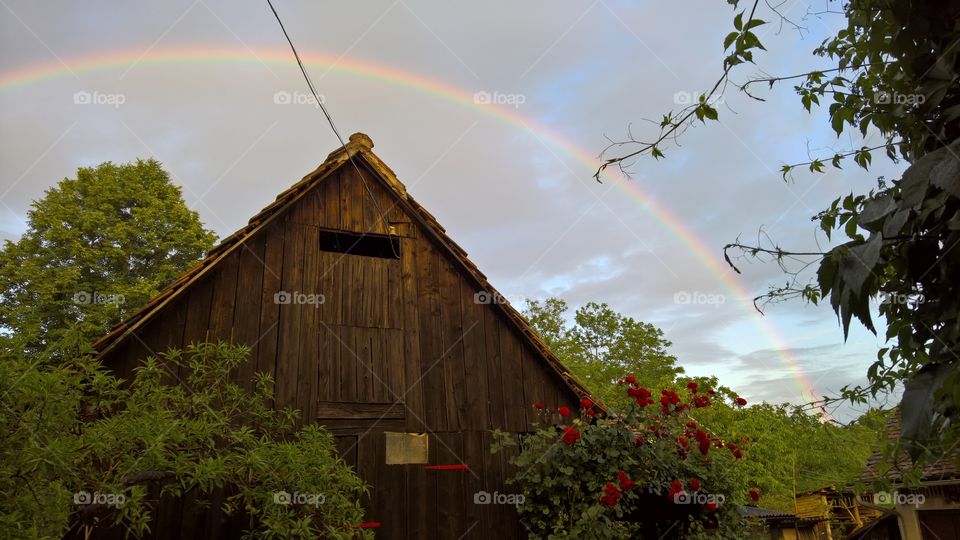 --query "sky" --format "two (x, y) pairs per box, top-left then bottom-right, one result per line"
(0, 0), (904, 421)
